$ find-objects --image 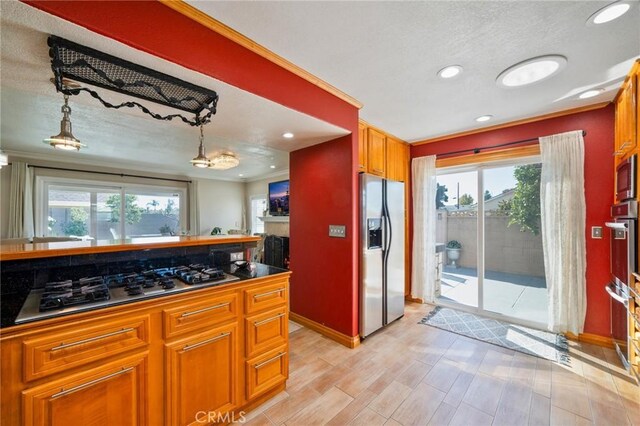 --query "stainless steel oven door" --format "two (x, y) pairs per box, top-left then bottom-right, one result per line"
(605, 283), (629, 368)
(606, 219), (636, 288)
